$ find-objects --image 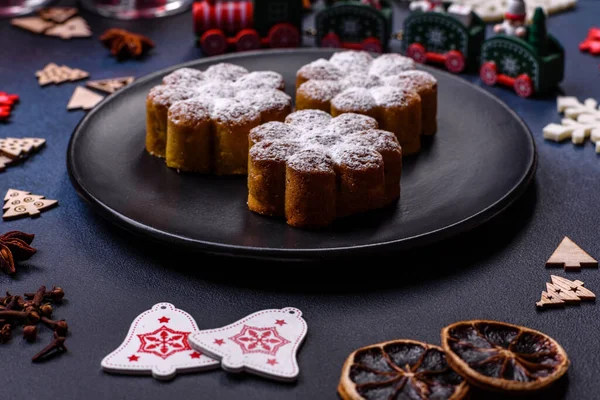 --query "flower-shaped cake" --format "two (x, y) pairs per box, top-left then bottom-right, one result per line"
(146, 63), (292, 175)
(296, 51), (438, 156)
(248, 110), (402, 228)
